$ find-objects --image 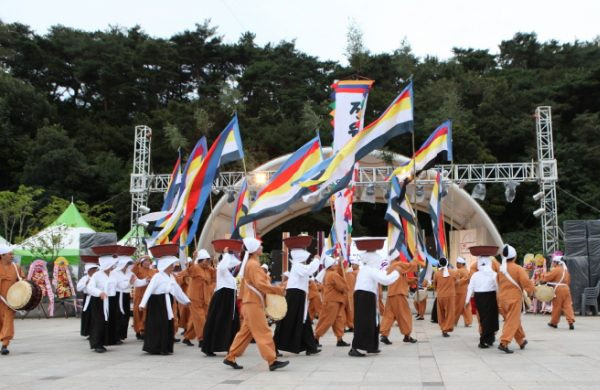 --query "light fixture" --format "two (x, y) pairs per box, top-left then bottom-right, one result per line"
(139, 205), (150, 214)
(471, 183), (486, 201)
(227, 190), (236, 203)
(533, 208), (546, 218)
(366, 184), (375, 196)
(504, 181), (519, 203)
(533, 191), (544, 201)
(254, 172), (268, 186)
